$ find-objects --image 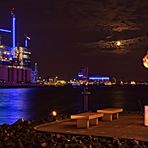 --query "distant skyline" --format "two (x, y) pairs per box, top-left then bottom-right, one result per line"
(0, 0), (148, 81)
